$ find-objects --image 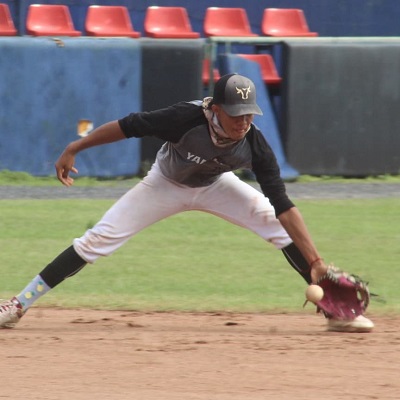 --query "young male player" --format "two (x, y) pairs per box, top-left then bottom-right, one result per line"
(0, 74), (374, 332)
